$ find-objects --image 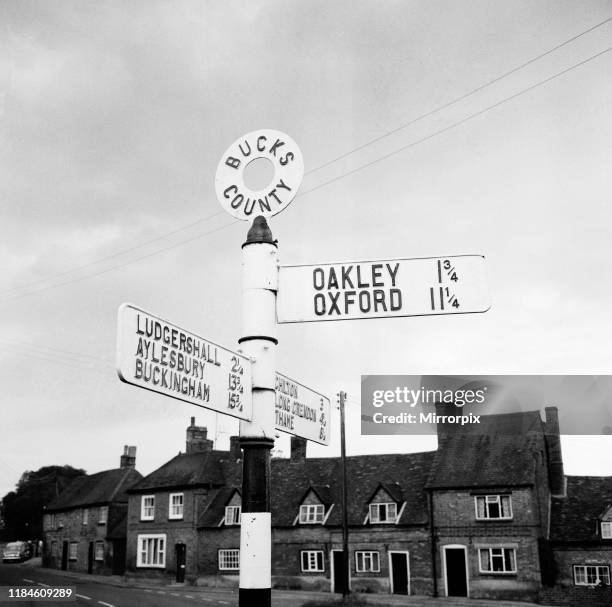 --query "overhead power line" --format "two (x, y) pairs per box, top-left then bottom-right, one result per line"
(306, 16), (612, 175)
(298, 46), (612, 198)
(0, 220), (238, 303)
(0, 211), (224, 297)
(2, 29), (609, 303)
